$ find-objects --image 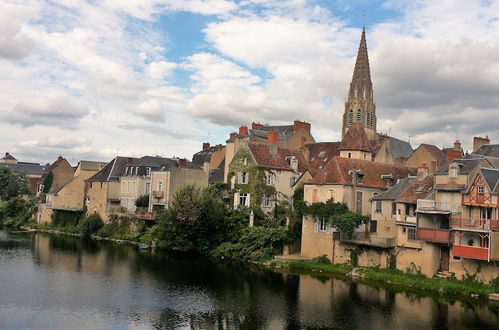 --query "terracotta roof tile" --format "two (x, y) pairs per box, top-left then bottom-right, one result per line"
(247, 142), (308, 171)
(339, 122), (372, 152)
(302, 142), (341, 174)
